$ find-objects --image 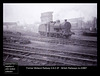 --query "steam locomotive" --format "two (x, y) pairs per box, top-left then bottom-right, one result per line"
(38, 20), (75, 38)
